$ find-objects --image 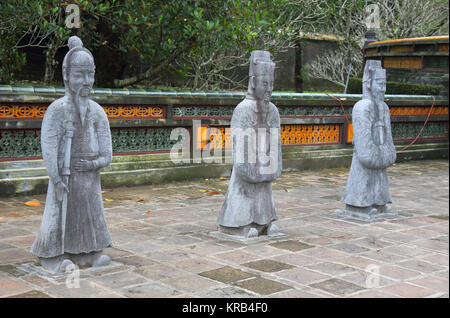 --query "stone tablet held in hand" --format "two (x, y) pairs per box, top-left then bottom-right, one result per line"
(218, 50), (282, 239)
(31, 36), (113, 272)
(335, 60), (397, 221)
